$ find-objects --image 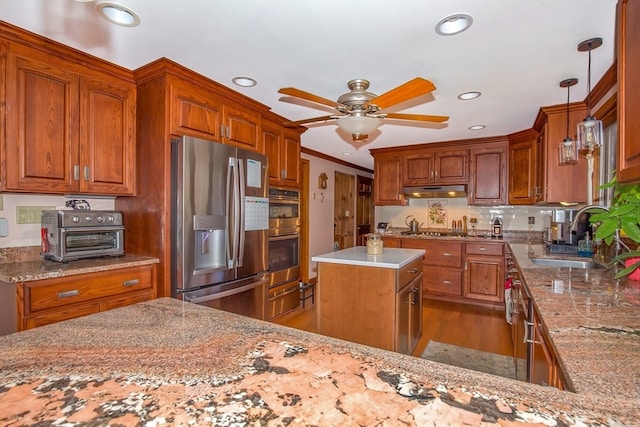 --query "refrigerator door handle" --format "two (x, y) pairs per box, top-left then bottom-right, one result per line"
(232, 157), (242, 267)
(237, 159), (246, 267)
(226, 158), (234, 269)
(184, 277), (267, 304)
